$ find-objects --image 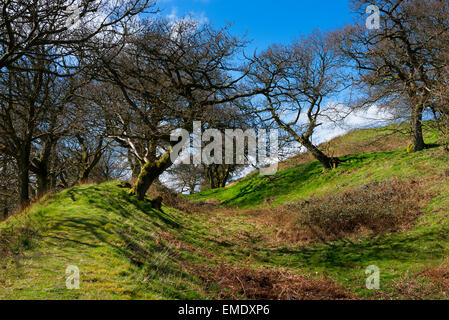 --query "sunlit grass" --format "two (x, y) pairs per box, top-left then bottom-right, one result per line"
(1, 125), (449, 300)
